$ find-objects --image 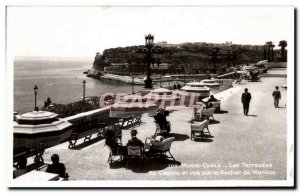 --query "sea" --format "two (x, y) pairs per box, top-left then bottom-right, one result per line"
(14, 57), (144, 114)
(14, 57), (230, 114)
